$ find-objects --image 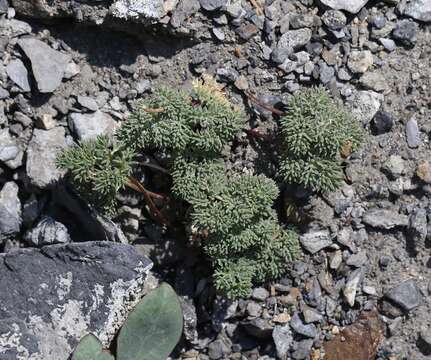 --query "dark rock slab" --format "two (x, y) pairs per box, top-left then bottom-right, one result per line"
(0, 242), (153, 360)
(384, 279), (423, 312)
